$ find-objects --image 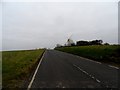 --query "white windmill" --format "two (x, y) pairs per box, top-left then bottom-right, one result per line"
(65, 34), (75, 46)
